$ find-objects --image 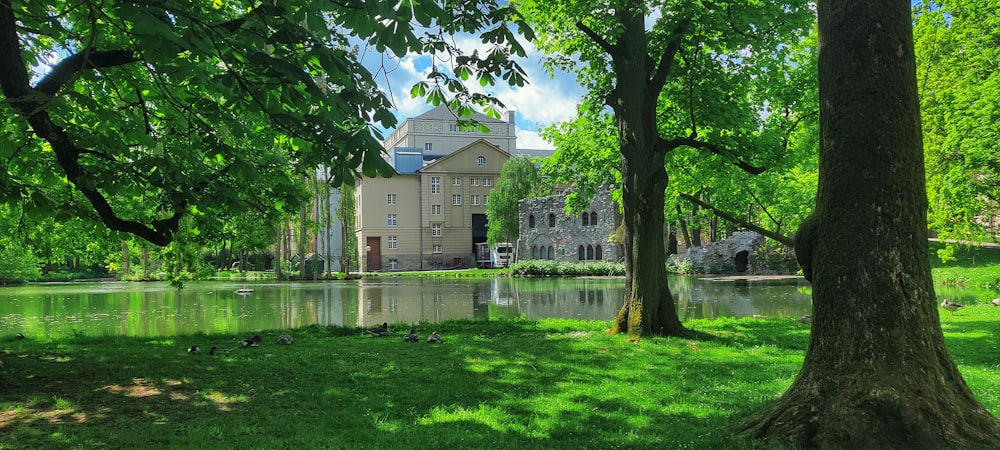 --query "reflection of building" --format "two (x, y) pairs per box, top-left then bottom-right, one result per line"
(517, 186), (622, 263)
